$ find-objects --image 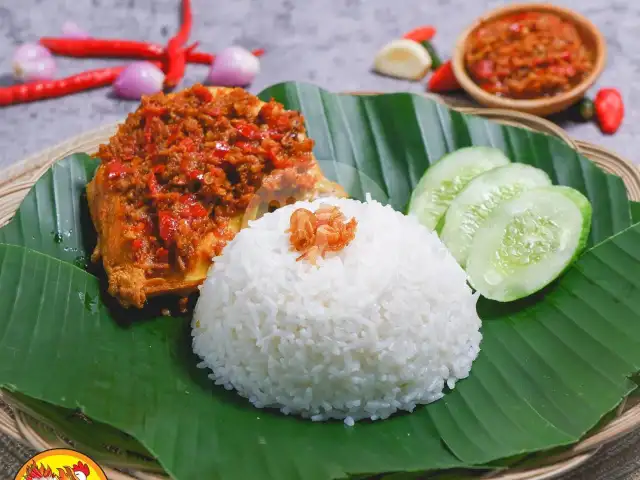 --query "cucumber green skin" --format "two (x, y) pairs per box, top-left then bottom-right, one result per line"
(435, 215), (446, 235)
(554, 186), (592, 257)
(439, 164), (552, 267)
(408, 147), (510, 231)
(467, 186), (592, 302)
